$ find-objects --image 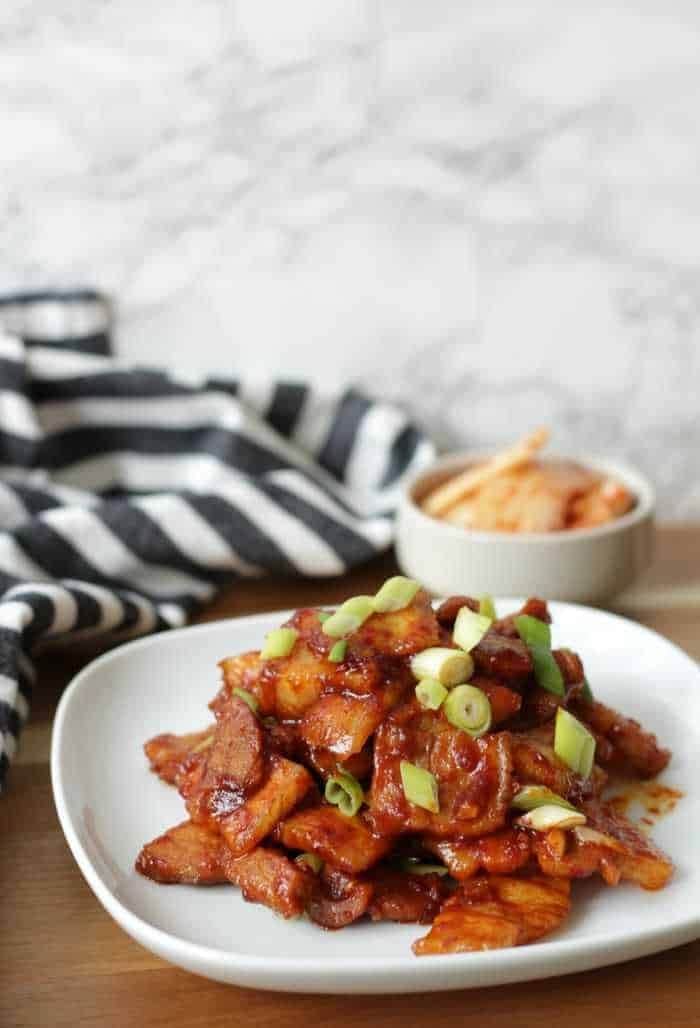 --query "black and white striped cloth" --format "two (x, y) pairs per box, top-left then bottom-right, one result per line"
(0, 290), (434, 790)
